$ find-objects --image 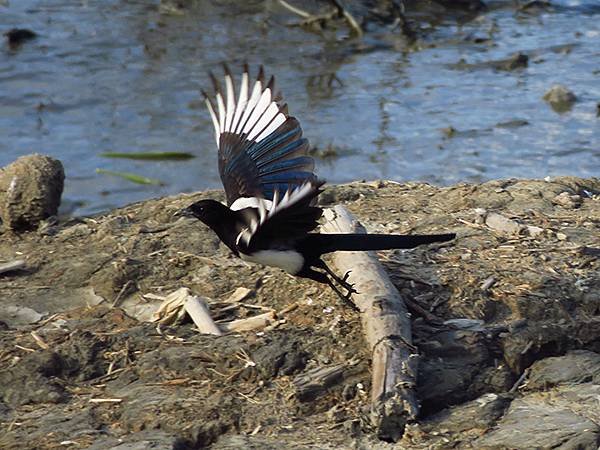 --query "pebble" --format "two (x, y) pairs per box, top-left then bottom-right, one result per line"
(543, 85), (577, 112)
